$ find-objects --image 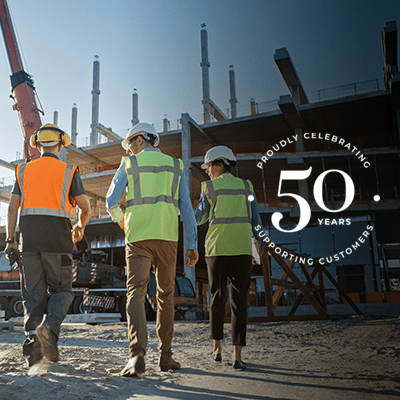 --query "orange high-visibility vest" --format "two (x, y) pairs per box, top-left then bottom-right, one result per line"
(16, 156), (77, 218)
